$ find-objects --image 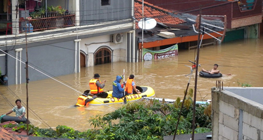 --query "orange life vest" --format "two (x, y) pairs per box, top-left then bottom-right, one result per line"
(89, 79), (103, 94)
(125, 78), (134, 94)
